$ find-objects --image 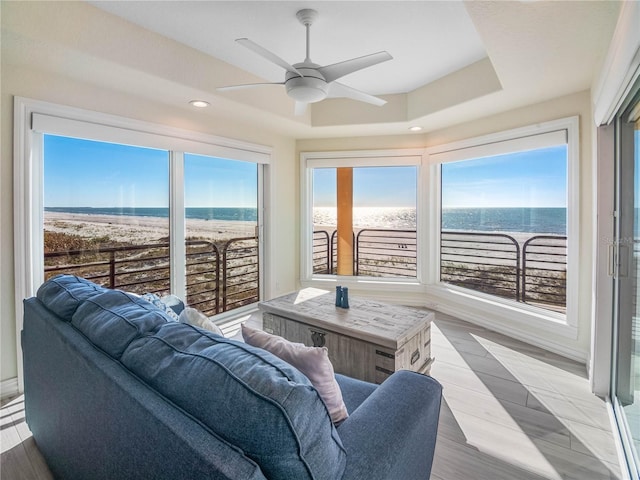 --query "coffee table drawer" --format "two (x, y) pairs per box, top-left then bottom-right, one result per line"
(263, 311), (432, 384)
